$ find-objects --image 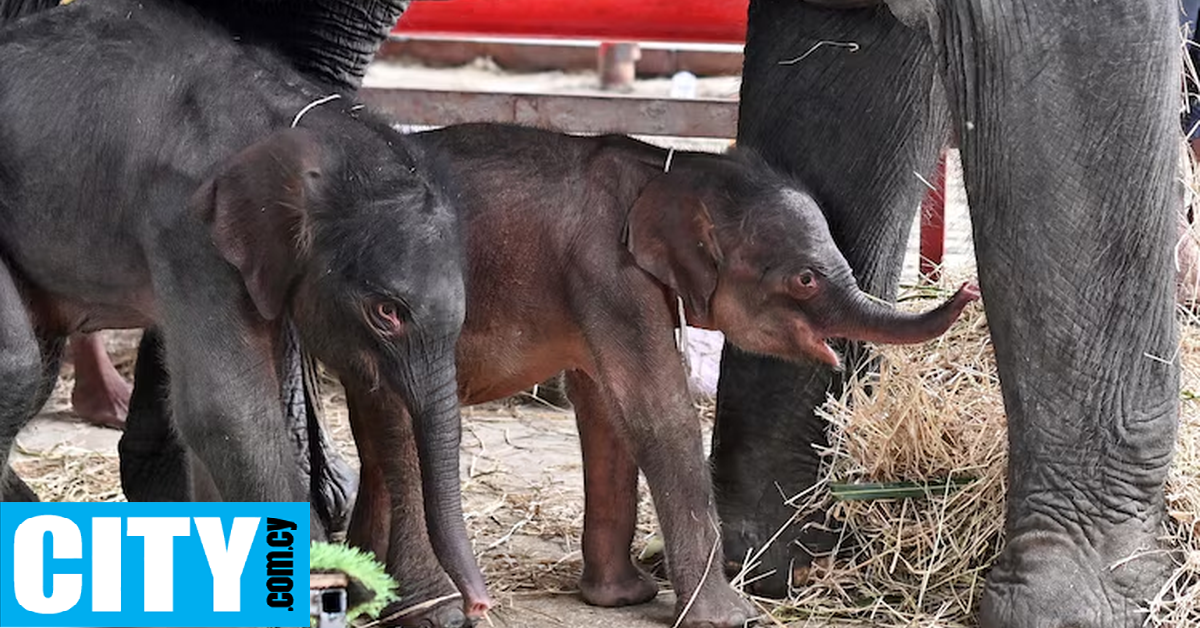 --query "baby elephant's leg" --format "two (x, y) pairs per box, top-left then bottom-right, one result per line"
(344, 383), (466, 628)
(580, 311), (754, 628)
(119, 329), (192, 502)
(1, 469), (37, 501)
(0, 259), (61, 501)
(566, 370), (659, 607)
(68, 332), (131, 429)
